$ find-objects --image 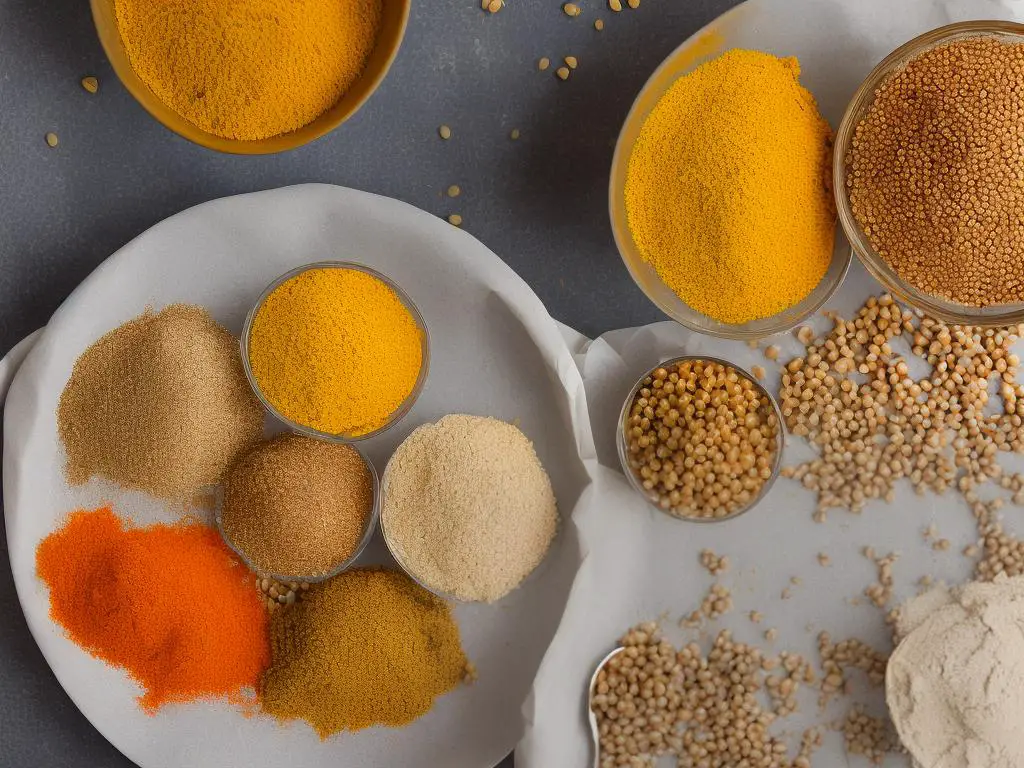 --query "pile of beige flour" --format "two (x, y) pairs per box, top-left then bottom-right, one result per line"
(887, 575), (1024, 767)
